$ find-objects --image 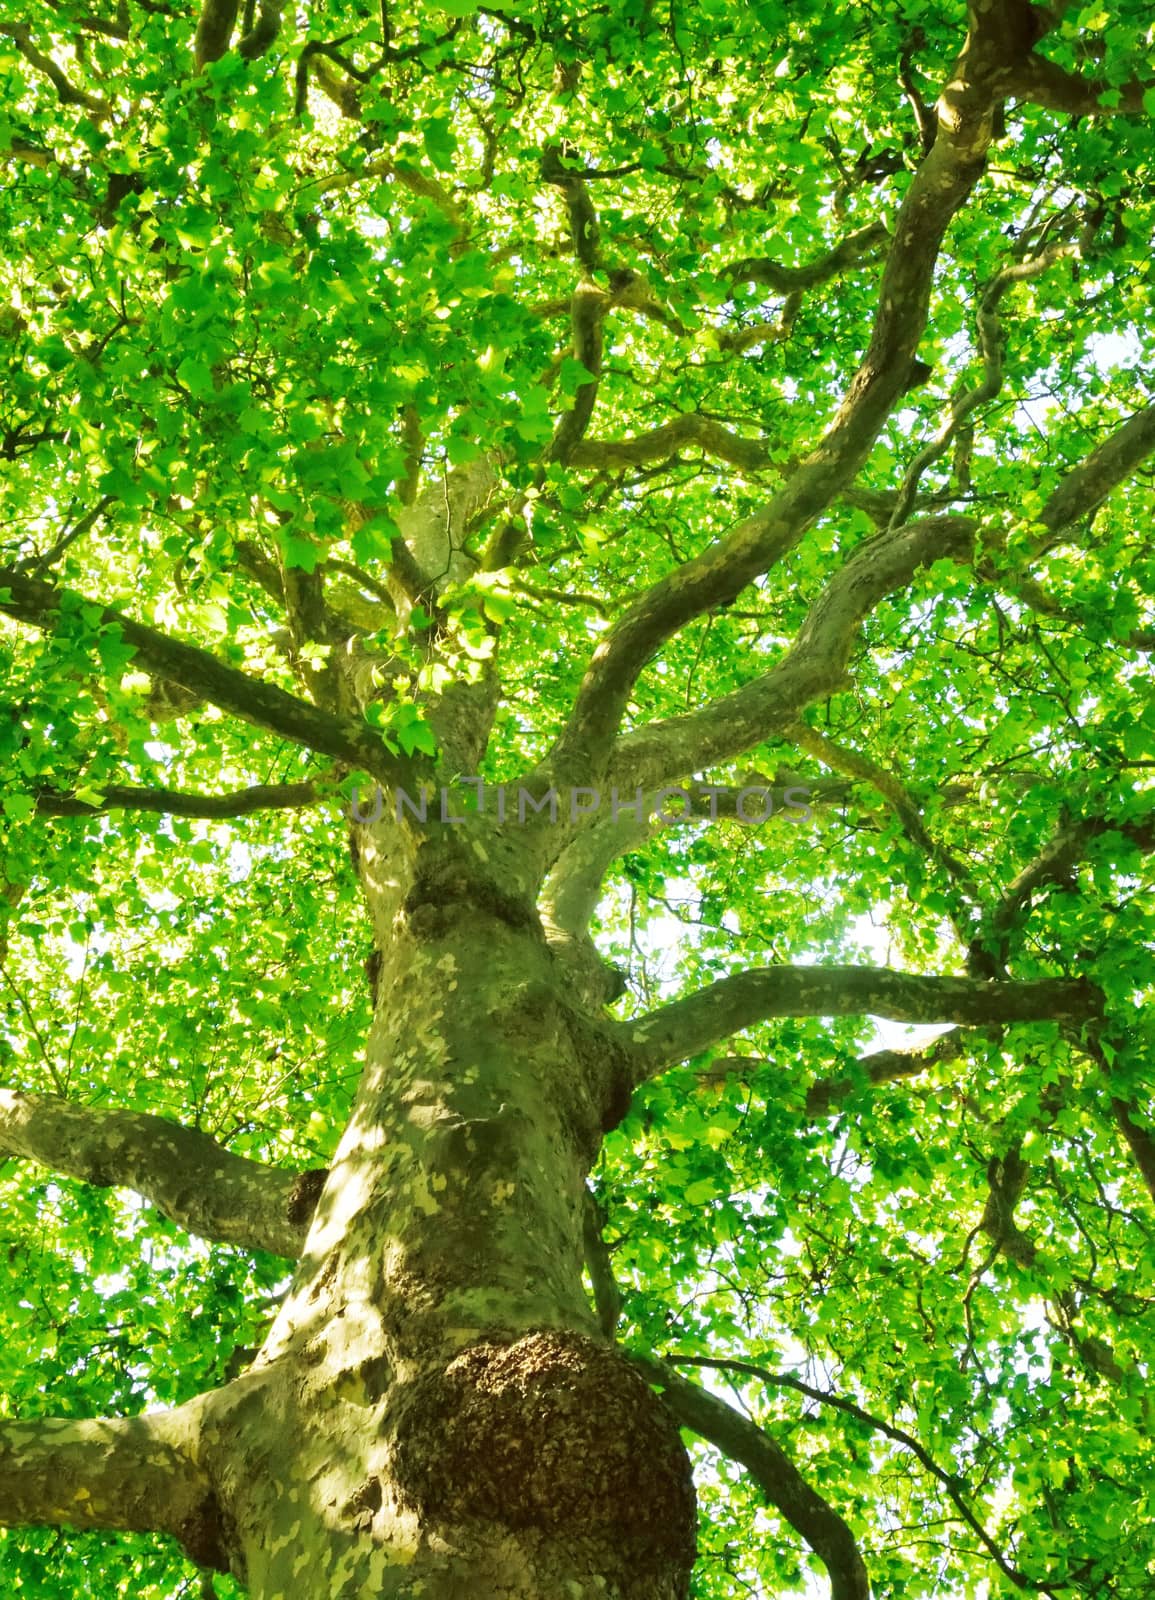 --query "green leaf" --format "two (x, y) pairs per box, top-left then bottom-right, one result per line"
(281, 533), (321, 572)
(557, 356), (598, 396)
(682, 1178), (718, 1206)
(176, 356), (215, 398)
(422, 115), (458, 172)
